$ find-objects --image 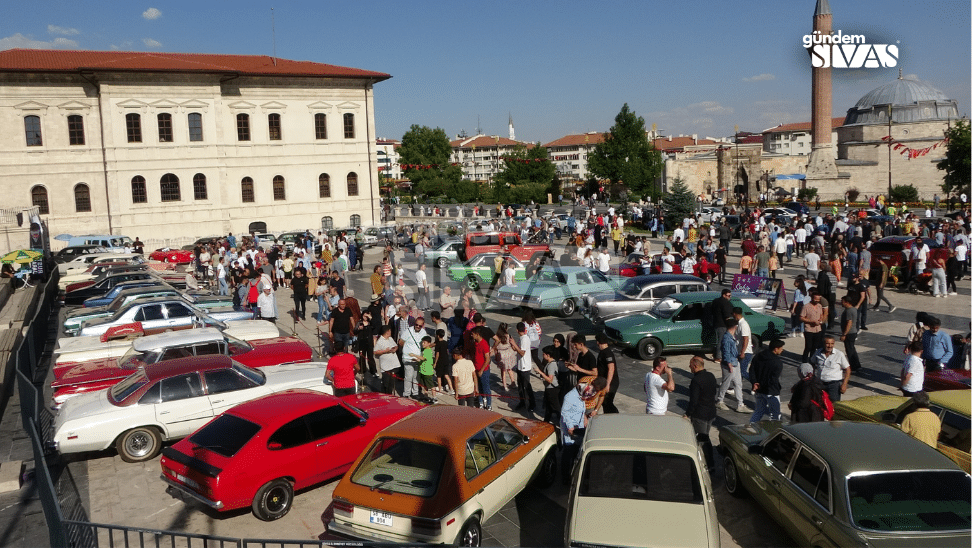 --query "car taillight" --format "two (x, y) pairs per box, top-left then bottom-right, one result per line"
(332, 499), (354, 518)
(411, 517), (441, 536)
